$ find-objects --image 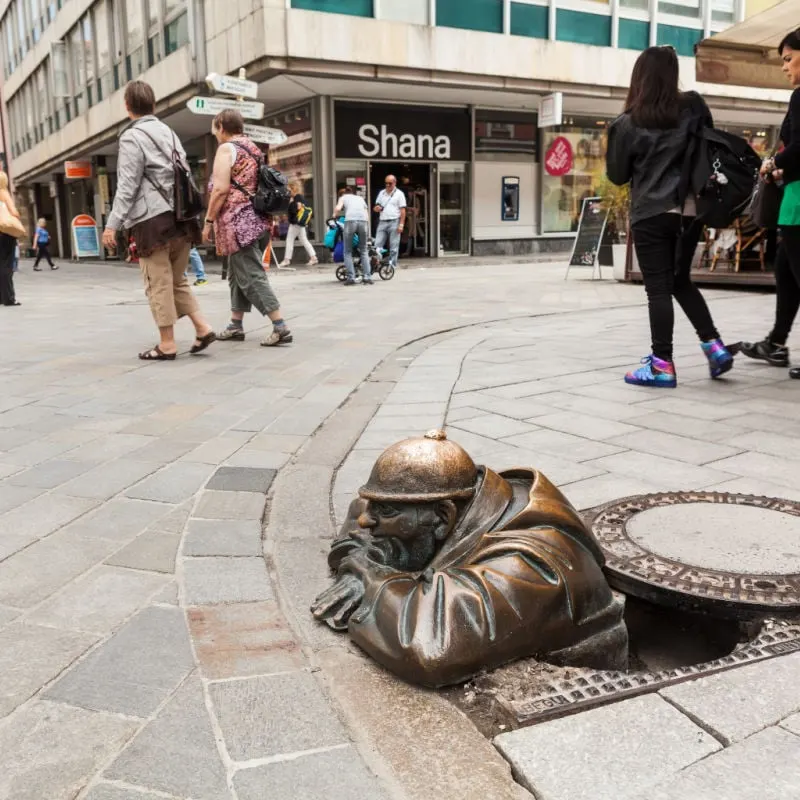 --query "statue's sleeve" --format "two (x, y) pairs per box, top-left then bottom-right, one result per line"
(344, 529), (605, 688)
